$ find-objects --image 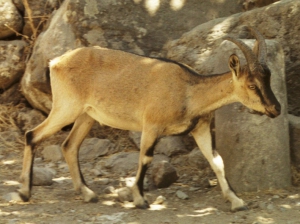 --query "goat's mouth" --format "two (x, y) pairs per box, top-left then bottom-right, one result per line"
(249, 109), (264, 116)
(249, 108), (280, 118)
